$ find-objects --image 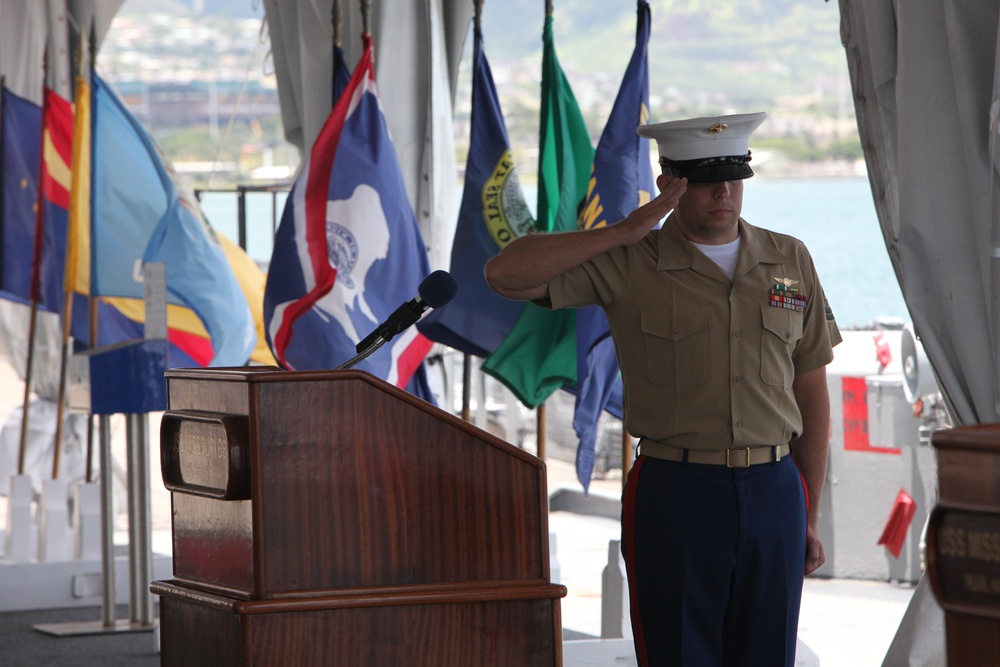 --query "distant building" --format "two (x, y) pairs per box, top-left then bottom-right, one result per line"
(110, 80), (281, 130)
